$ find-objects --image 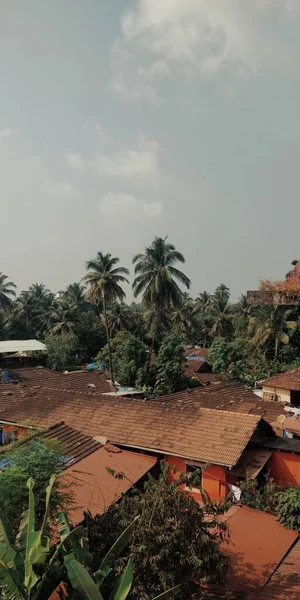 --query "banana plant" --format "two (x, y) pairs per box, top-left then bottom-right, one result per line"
(0, 476), (181, 600)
